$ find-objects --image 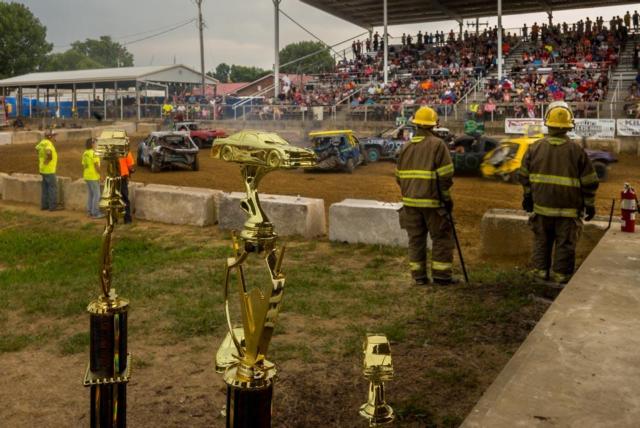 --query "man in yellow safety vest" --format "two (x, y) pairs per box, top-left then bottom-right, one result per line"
(35, 129), (61, 211)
